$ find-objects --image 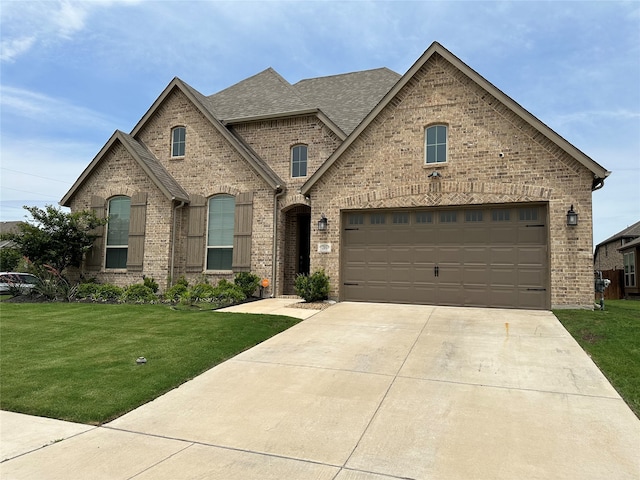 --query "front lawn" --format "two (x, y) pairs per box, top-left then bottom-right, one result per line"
(554, 300), (640, 418)
(0, 303), (300, 424)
